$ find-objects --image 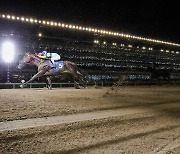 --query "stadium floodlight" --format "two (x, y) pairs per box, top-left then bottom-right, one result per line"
(38, 33), (42, 37)
(2, 41), (15, 63)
